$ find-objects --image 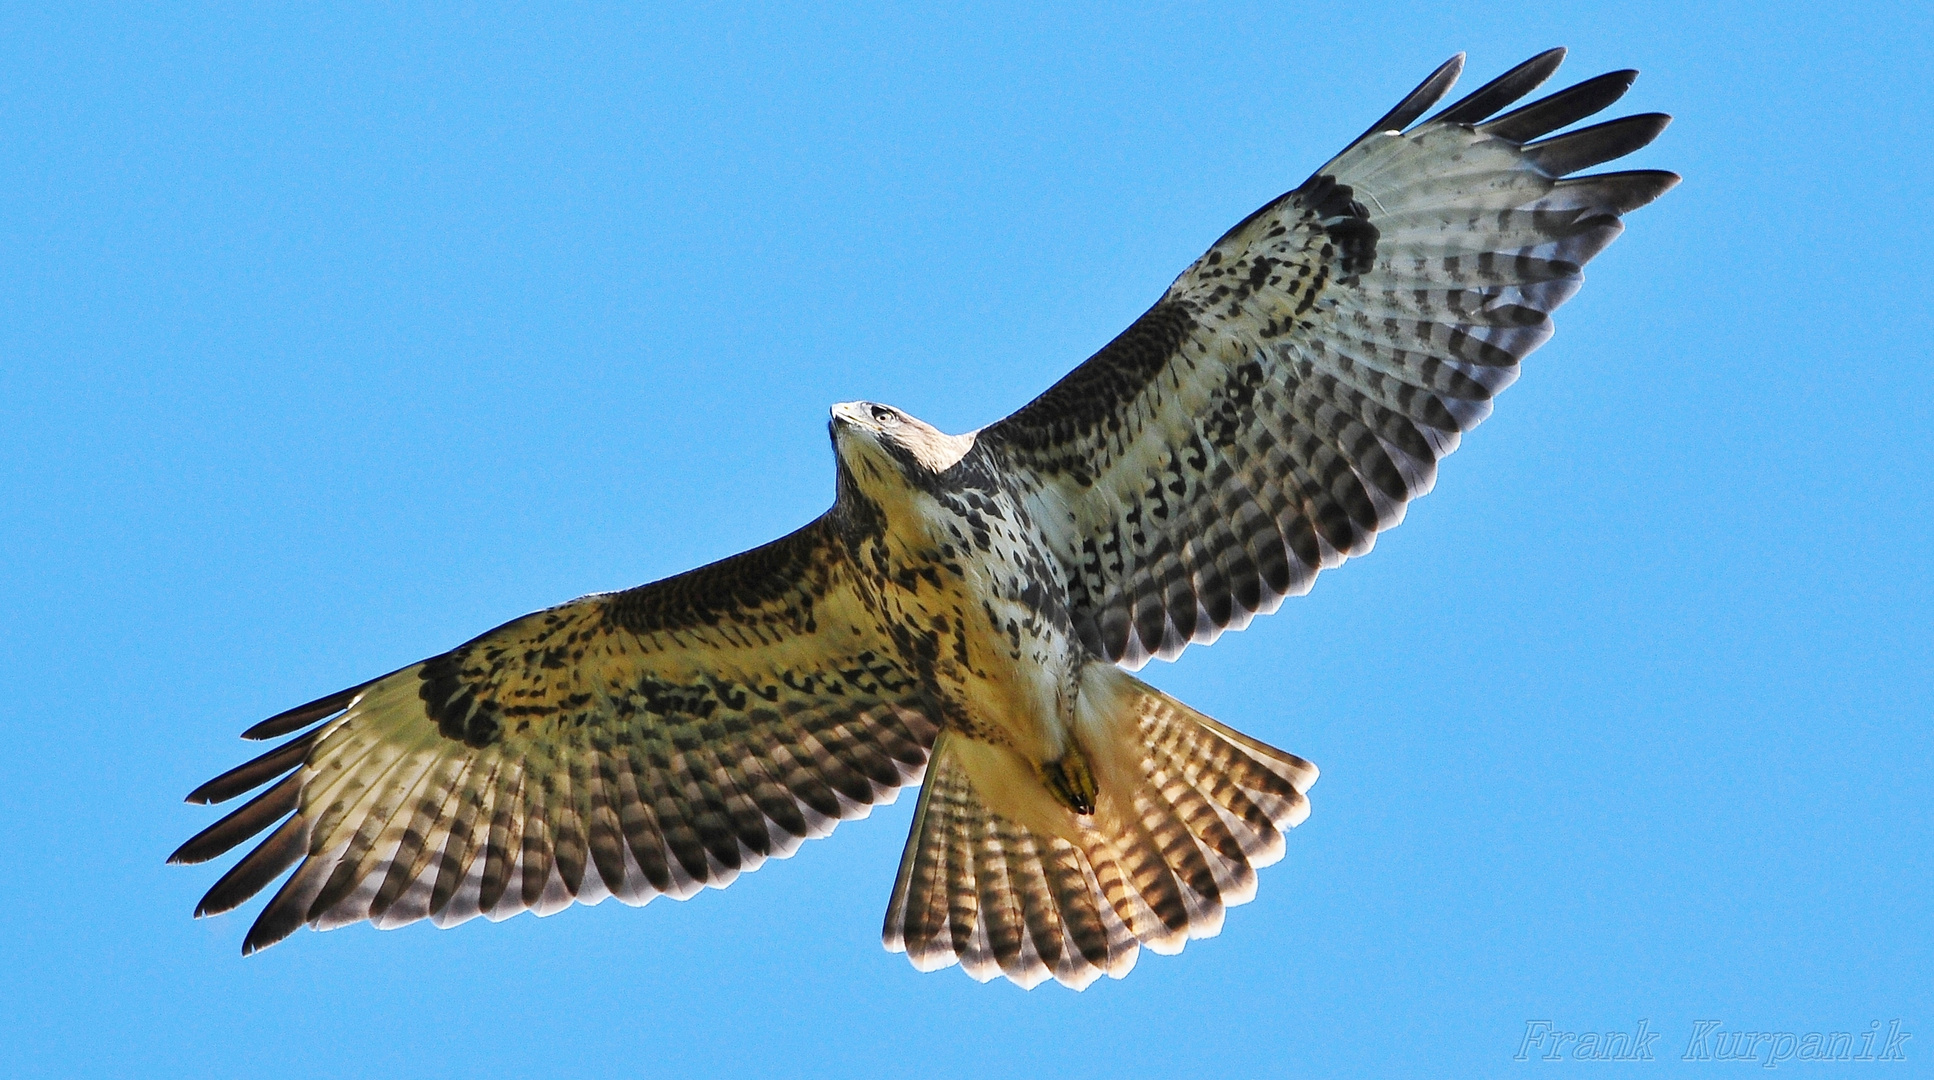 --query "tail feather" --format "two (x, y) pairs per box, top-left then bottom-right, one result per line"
(1039, 835), (1116, 982)
(1088, 802), (1192, 955)
(997, 824), (1065, 985)
(882, 668), (1315, 989)
(1155, 773), (1257, 904)
(971, 823), (1030, 981)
